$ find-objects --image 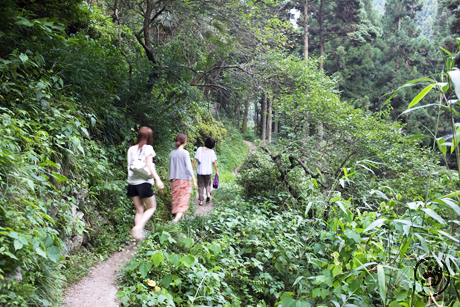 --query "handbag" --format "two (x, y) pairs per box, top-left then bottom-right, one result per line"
(212, 173), (219, 189)
(129, 147), (154, 180)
